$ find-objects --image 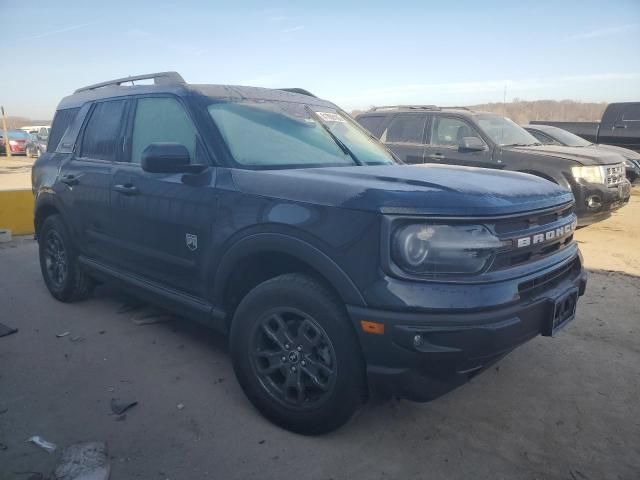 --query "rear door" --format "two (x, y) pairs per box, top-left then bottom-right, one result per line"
(379, 113), (427, 164)
(109, 95), (217, 296)
(423, 115), (494, 167)
(58, 99), (129, 262)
